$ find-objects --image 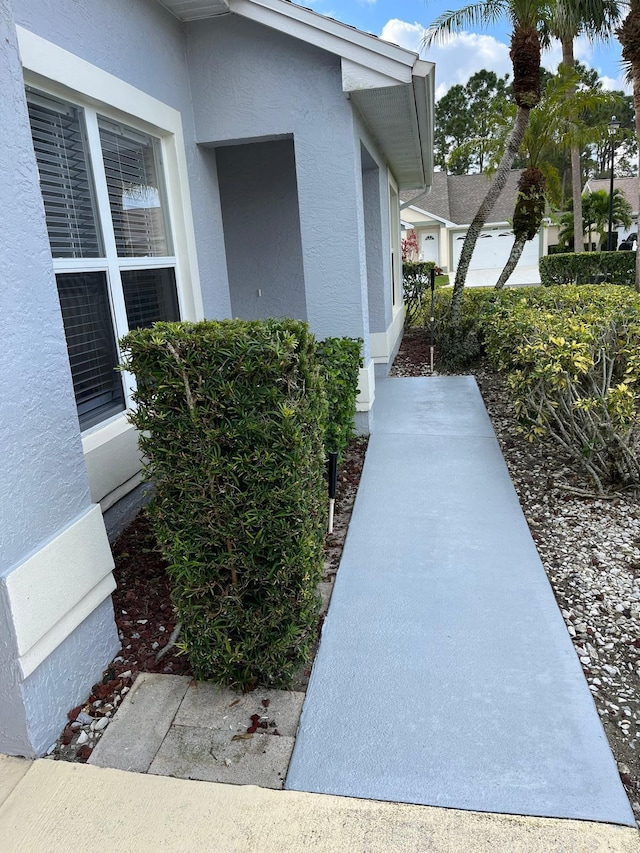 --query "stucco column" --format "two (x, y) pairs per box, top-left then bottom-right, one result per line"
(294, 128), (375, 426)
(0, 2), (119, 757)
